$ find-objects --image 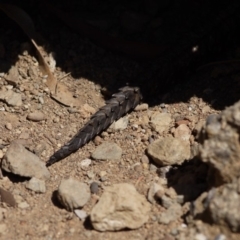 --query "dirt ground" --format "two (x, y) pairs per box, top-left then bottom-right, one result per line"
(0, 1), (240, 240)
